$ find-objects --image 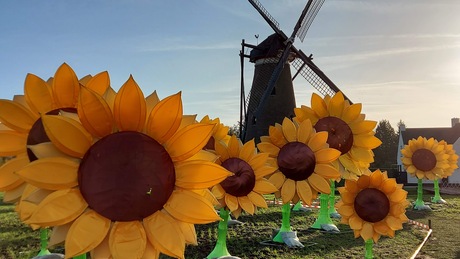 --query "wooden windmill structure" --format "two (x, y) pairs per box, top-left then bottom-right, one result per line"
(239, 0), (351, 143)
